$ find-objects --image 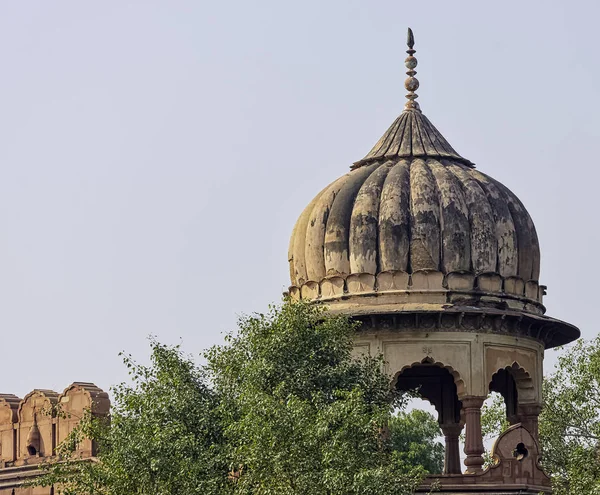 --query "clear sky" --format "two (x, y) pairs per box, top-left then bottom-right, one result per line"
(0, 1), (597, 398)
